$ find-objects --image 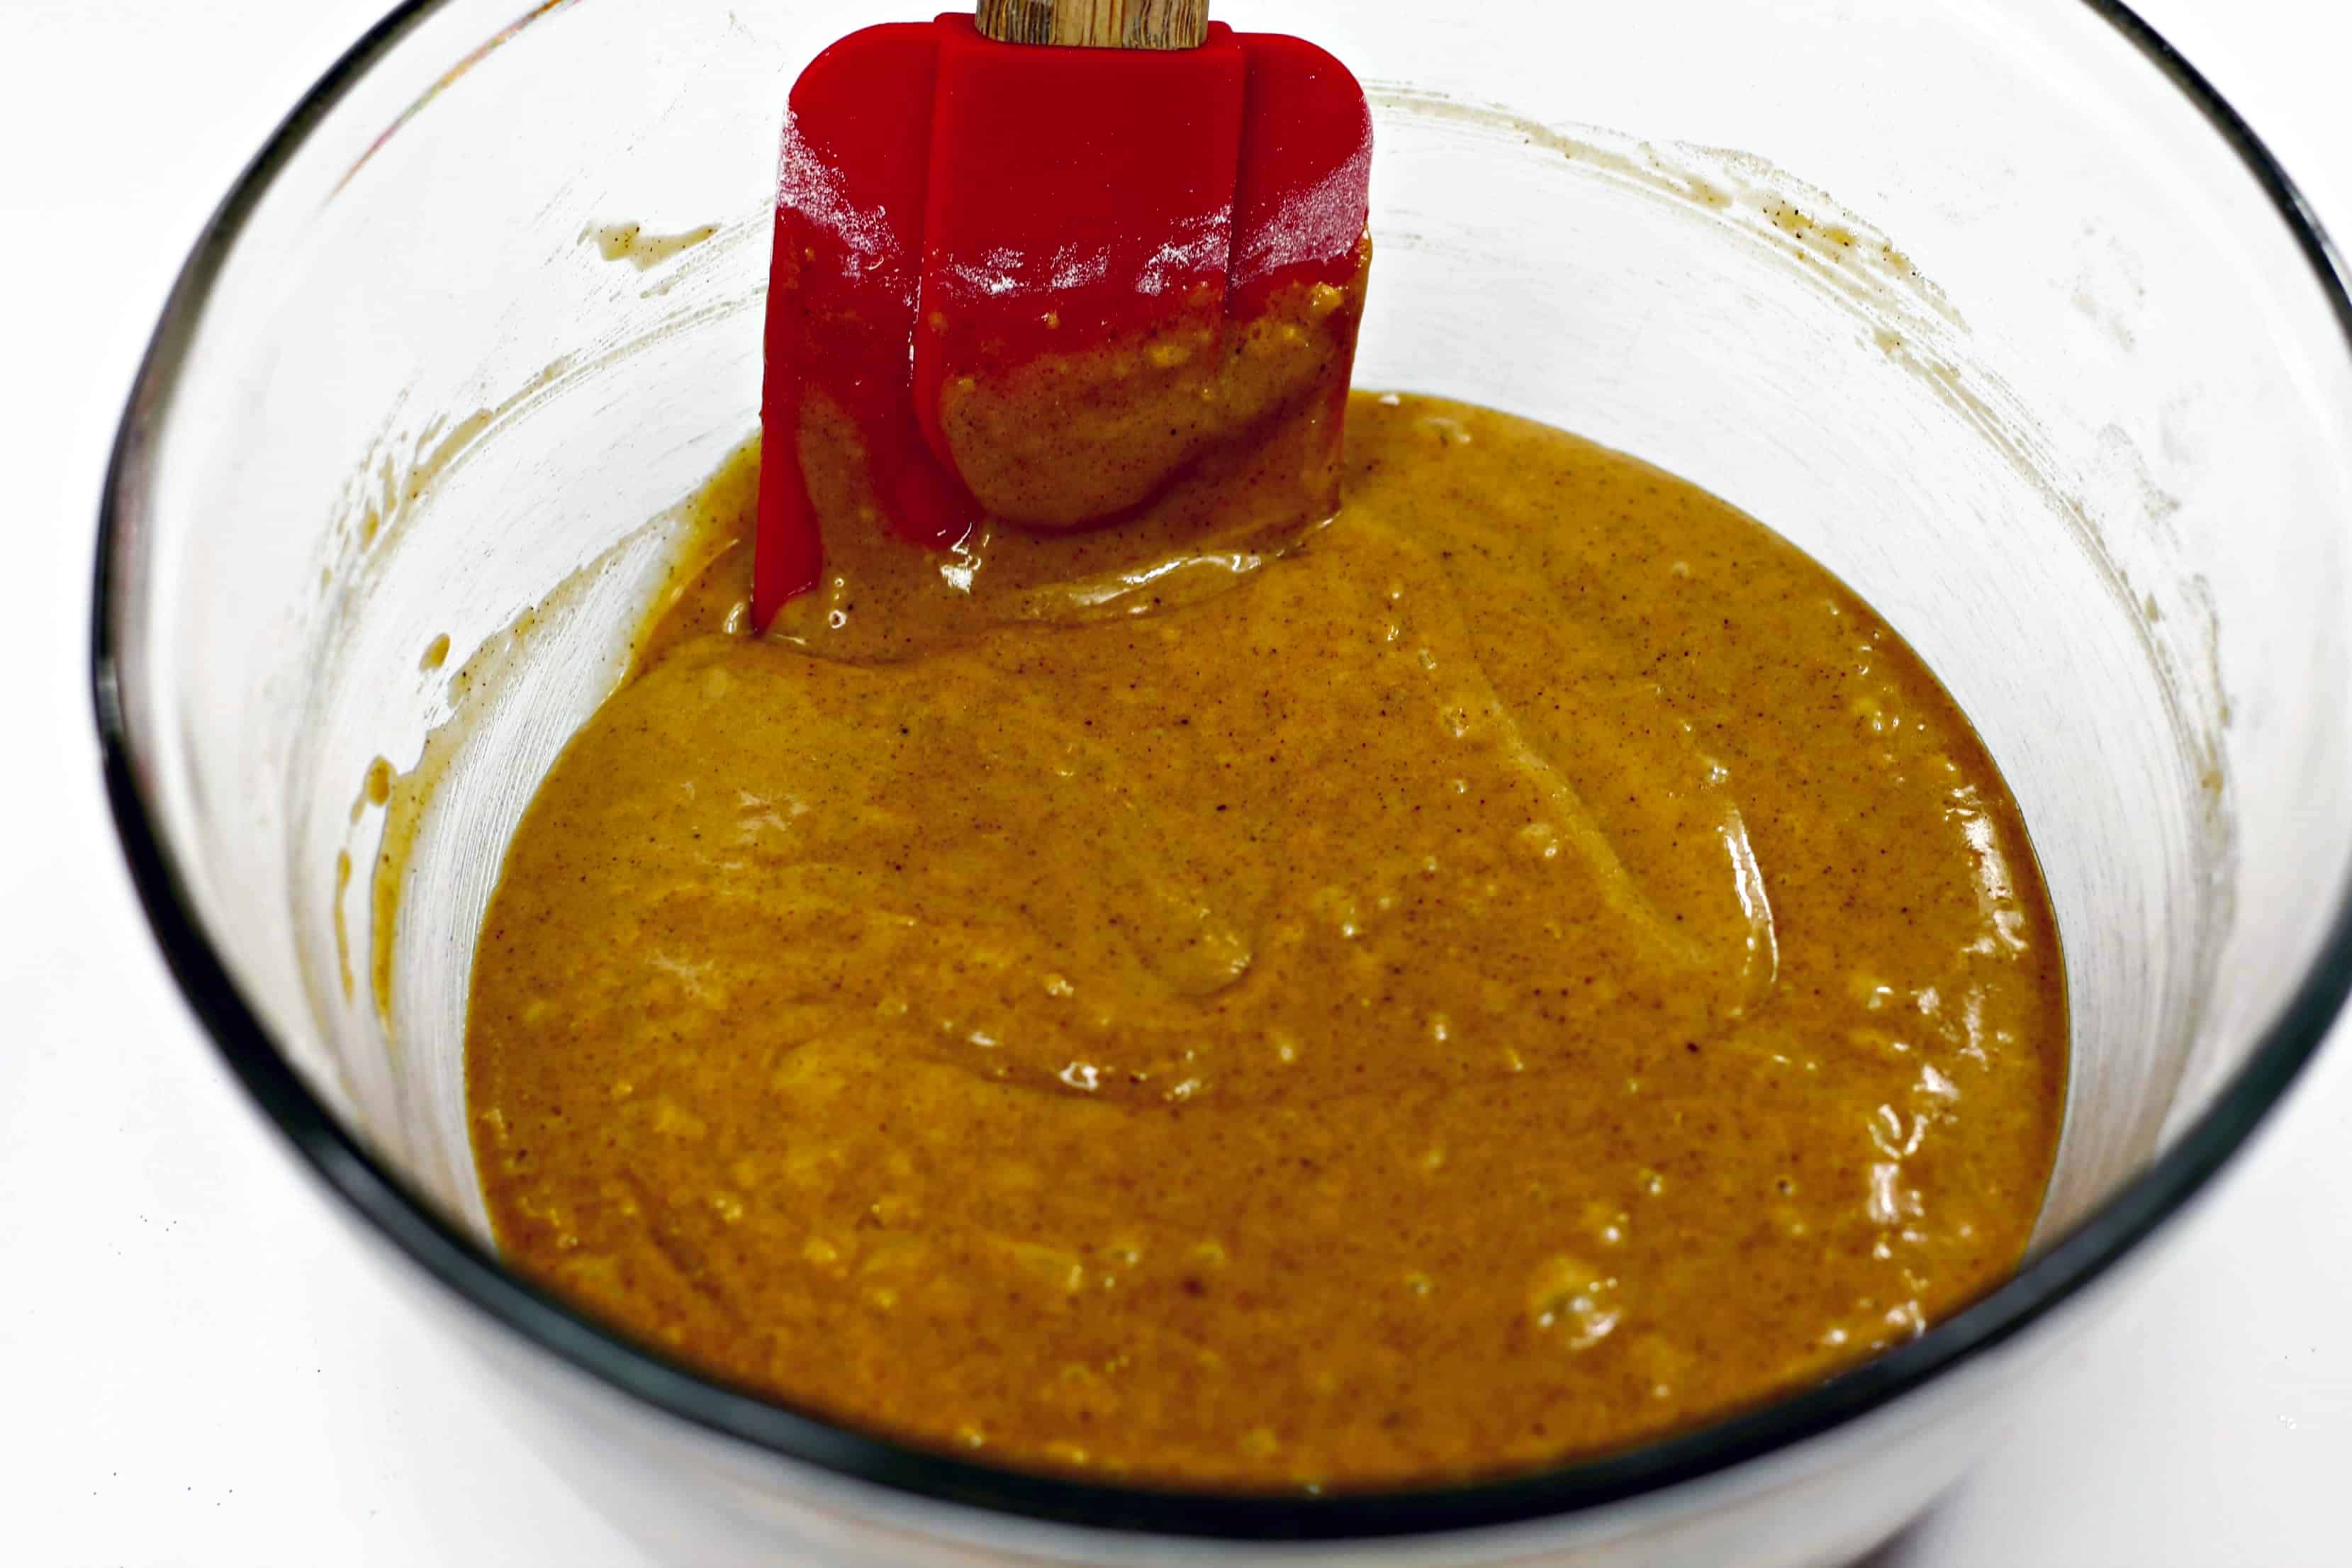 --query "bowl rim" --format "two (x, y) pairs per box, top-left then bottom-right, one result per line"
(91, 0), (2352, 1542)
